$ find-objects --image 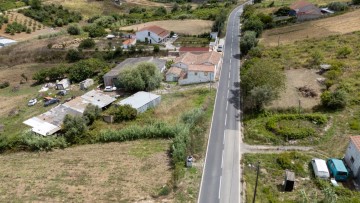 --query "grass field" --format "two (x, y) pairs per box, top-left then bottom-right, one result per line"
(260, 9), (360, 46)
(0, 140), (172, 202)
(120, 19), (213, 35)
